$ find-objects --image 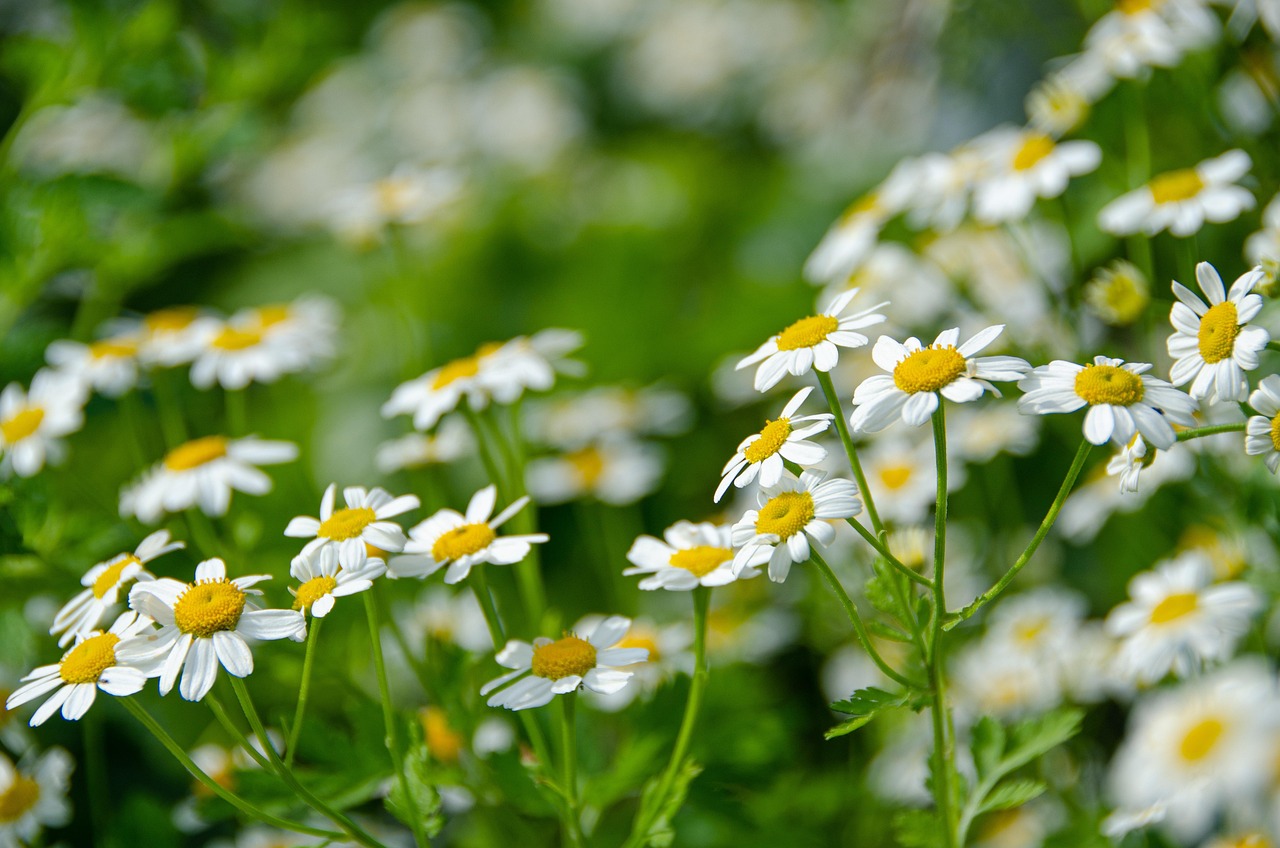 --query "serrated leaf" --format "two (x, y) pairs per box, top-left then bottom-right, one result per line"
(894, 809), (943, 848)
(385, 745), (444, 837)
(978, 778), (1046, 814)
(633, 758), (703, 847)
(970, 716), (1006, 779)
(827, 687), (908, 738)
(1004, 708), (1083, 773)
(824, 714), (875, 740)
(868, 620), (912, 642)
(865, 566), (903, 618)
